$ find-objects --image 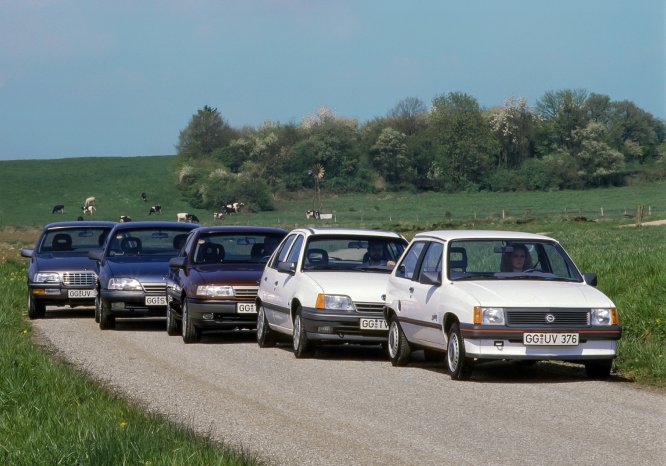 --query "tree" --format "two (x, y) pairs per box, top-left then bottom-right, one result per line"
(387, 97), (428, 135)
(573, 123), (625, 186)
(176, 106), (234, 160)
(370, 127), (410, 184)
(489, 97), (539, 168)
(535, 89), (589, 153)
